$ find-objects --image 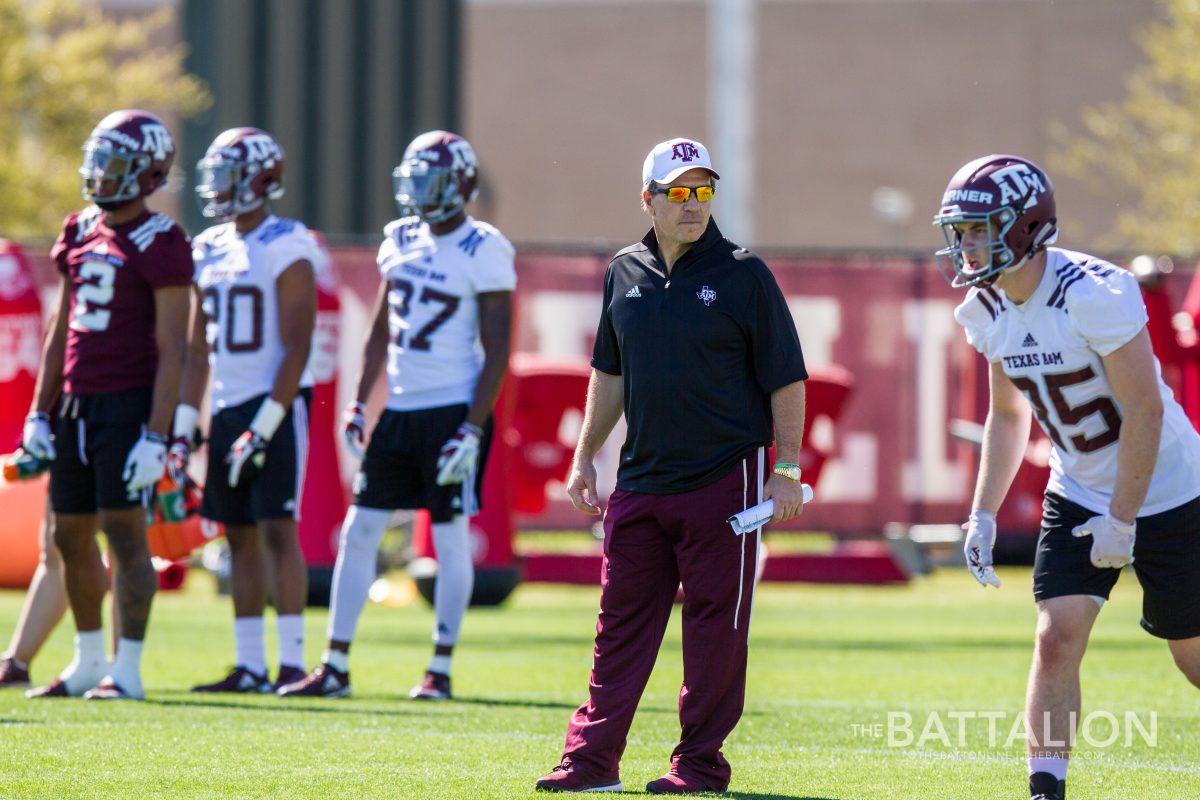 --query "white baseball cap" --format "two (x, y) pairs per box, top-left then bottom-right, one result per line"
(642, 137), (720, 187)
